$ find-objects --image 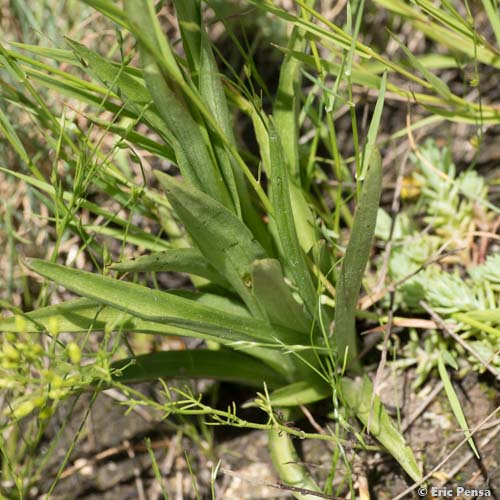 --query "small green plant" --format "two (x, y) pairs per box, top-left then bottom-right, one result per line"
(0, 0), (422, 495)
(2, 0), (498, 497)
(375, 140), (499, 384)
(373, 138), (499, 462)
